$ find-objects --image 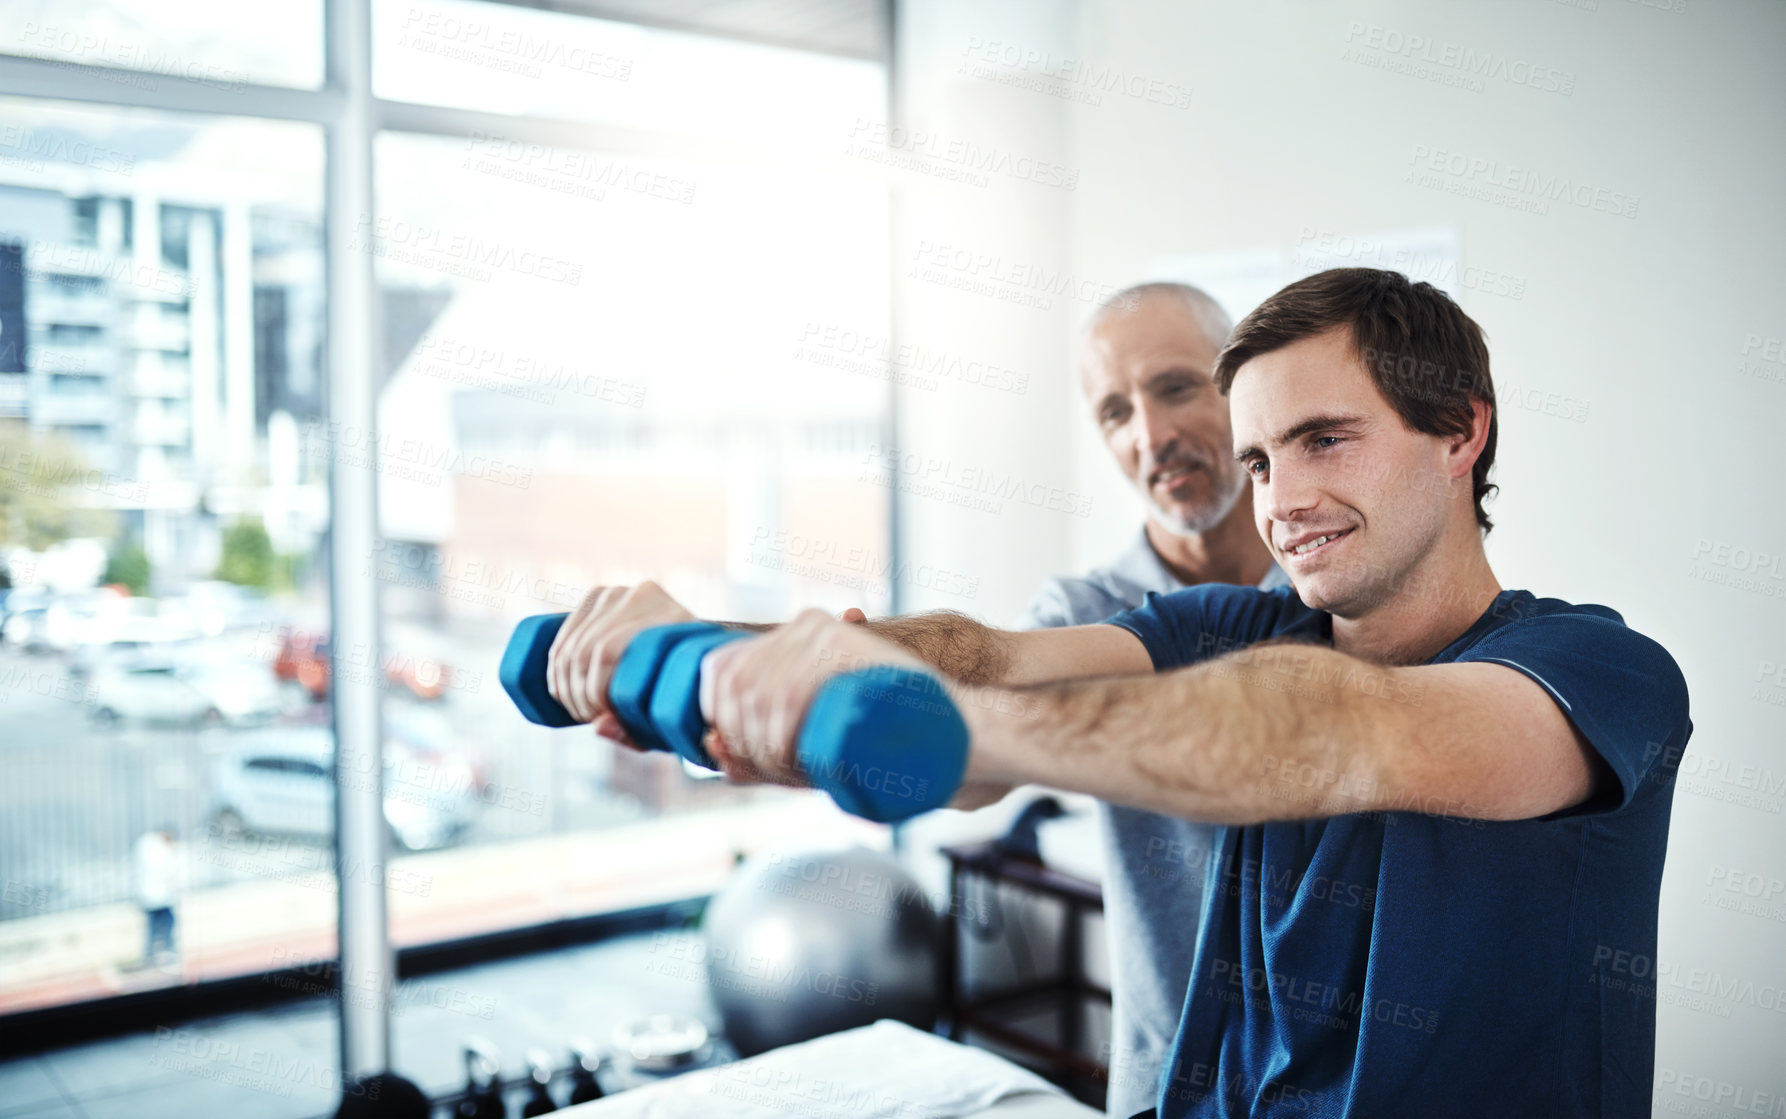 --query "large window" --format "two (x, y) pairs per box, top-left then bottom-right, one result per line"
(0, 0), (890, 1019)
(0, 96), (330, 1011)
